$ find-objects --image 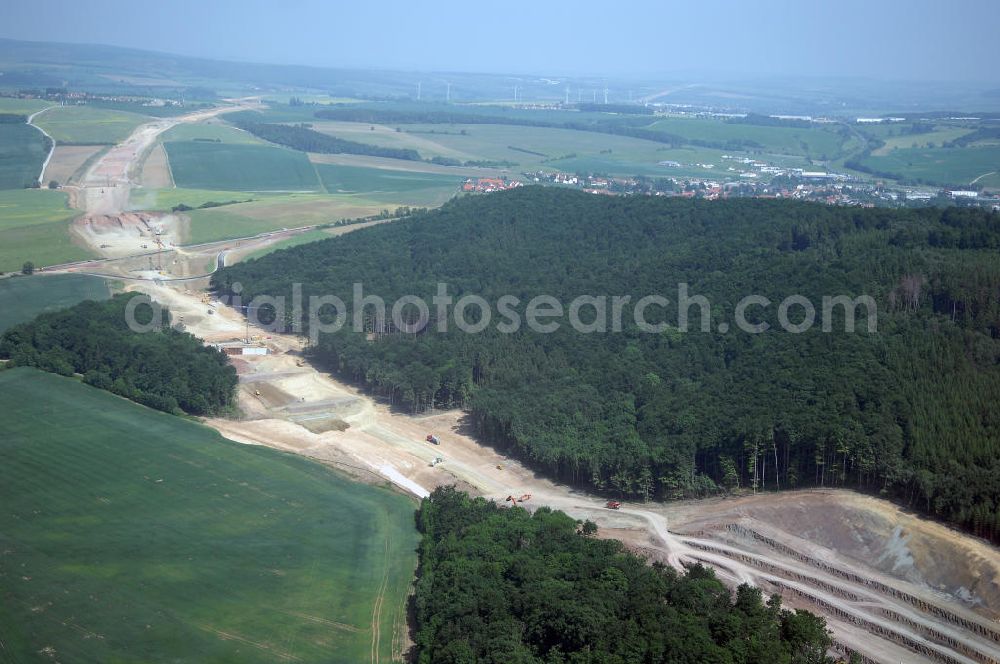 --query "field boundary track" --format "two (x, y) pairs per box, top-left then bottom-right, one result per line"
(27, 105), (57, 185)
